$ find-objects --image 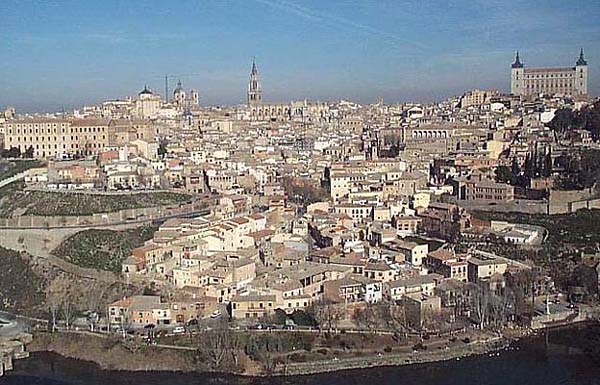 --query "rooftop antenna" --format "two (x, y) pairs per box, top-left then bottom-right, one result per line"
(165, 75), (169, 102)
